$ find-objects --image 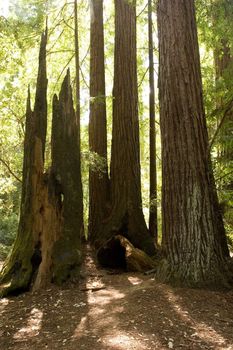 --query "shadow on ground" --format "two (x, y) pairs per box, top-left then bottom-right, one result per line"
(1, 246), (233, 350)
